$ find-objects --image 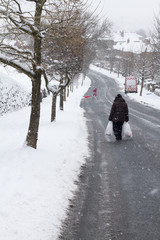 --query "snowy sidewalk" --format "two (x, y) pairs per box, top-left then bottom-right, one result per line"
(0, 76), (90, 240)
